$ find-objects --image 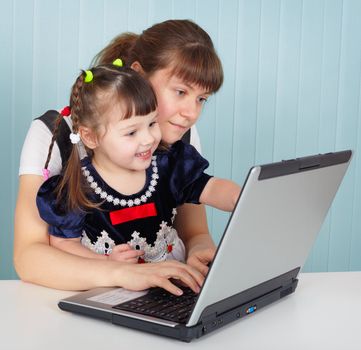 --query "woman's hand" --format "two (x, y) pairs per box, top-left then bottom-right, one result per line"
(116, 260), (204, 296)
(107, 244), (144, 263)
